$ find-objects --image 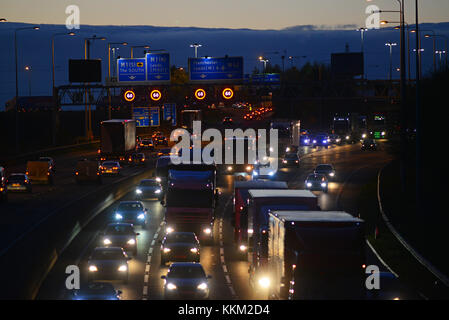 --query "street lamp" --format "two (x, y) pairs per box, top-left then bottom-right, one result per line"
(435, 50), (447, 69)
(190, 43), (202, 58)
(107, 42), (128, 120)
(288, 56), (306, 69)
(52, 32), (75, 90)
(14, 25), (39, 153)
(424, 34), (448, 69)
(385, 42), (397, 80)
(24, 66), (32, 96)
(84, 35), (106, 140)
(130, 45), (150, 58)
(259, 56), (269, 73)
